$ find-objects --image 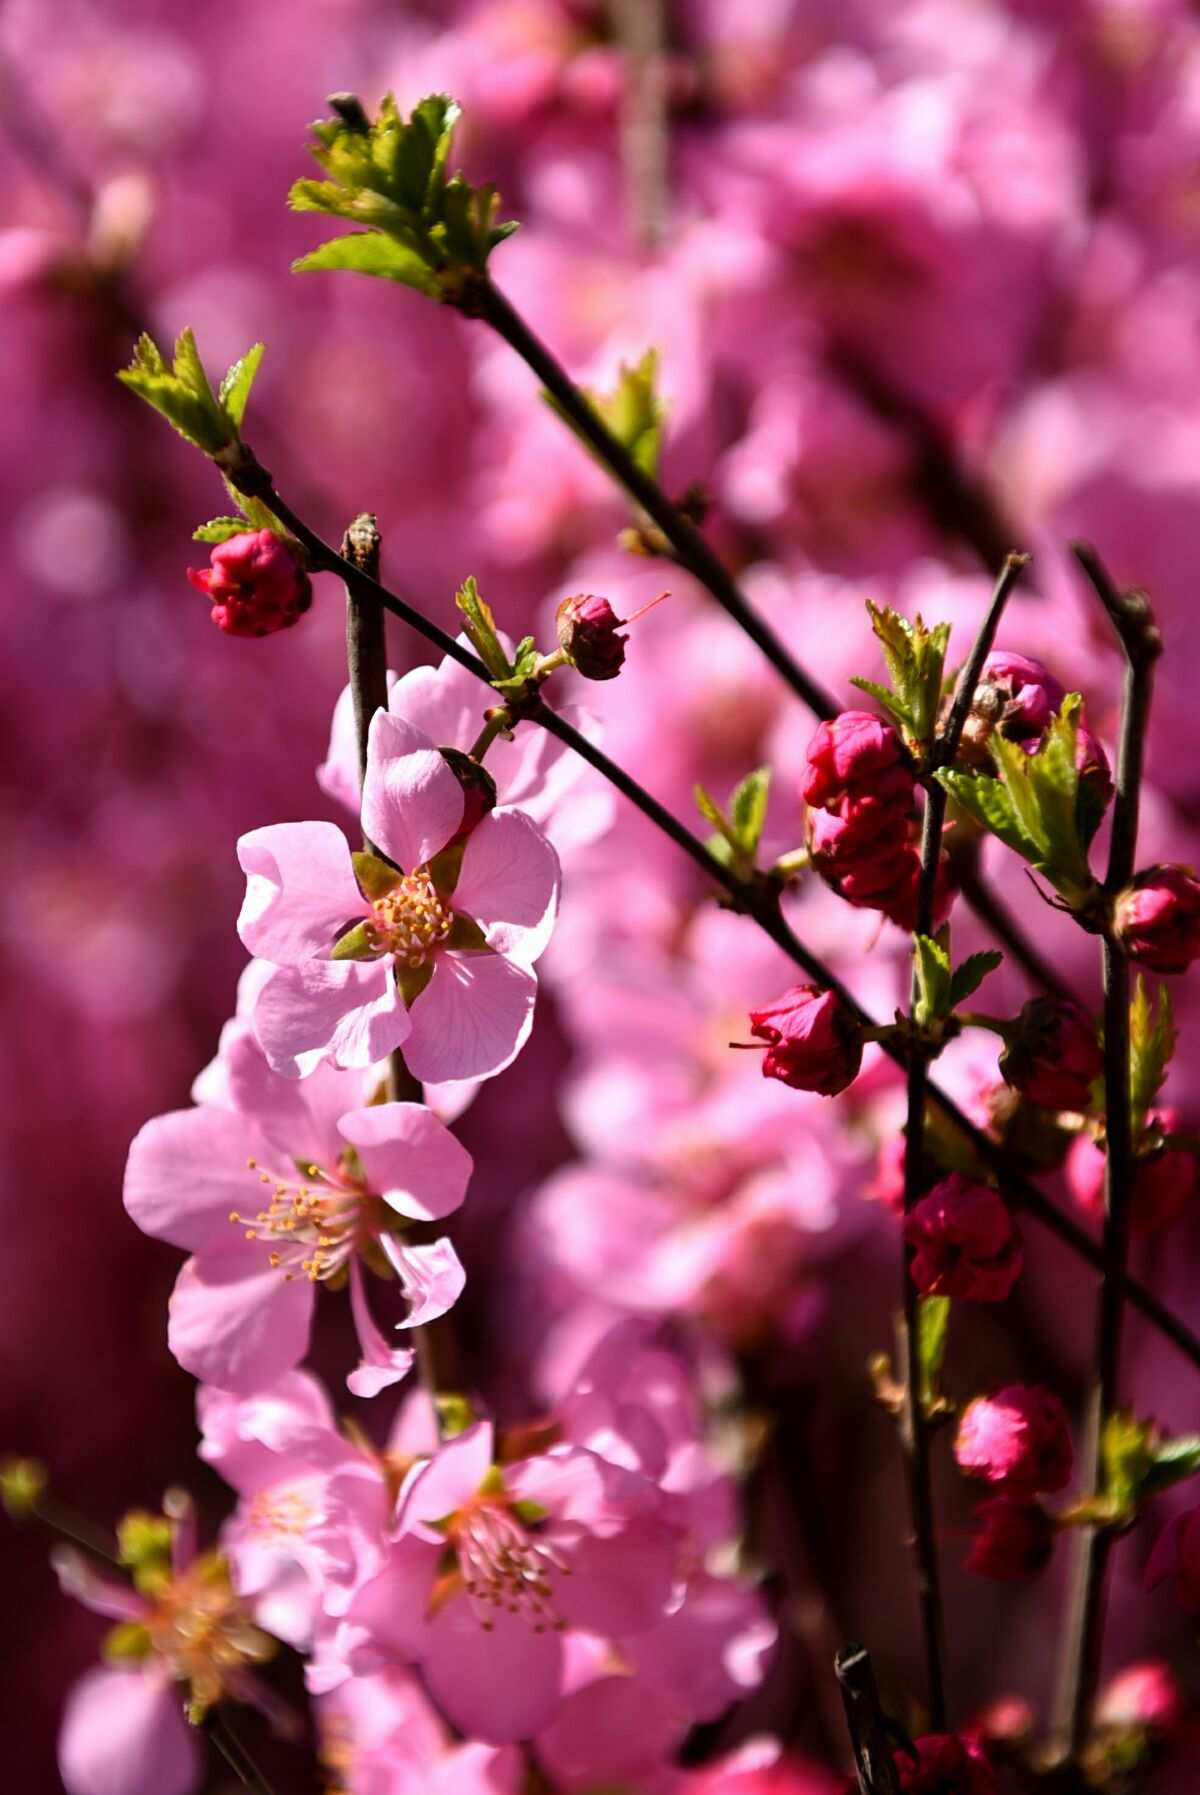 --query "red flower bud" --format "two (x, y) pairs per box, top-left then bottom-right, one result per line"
(186, 530), (311, 638)
(904, 1176), (1023, 1302)
(967, 1497), (1055, 1583)
(1114, 865), (1200, 973)
(746, 985), (863, 1096)
(1065, 1115), (1195, 1236)
(998, 997), (1102, 1112)
(893, 1733), (996, 1794)
(801, 711), (908, 811)
(954, 1385), (1073, 1496)
(555, 592), (627, 680)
